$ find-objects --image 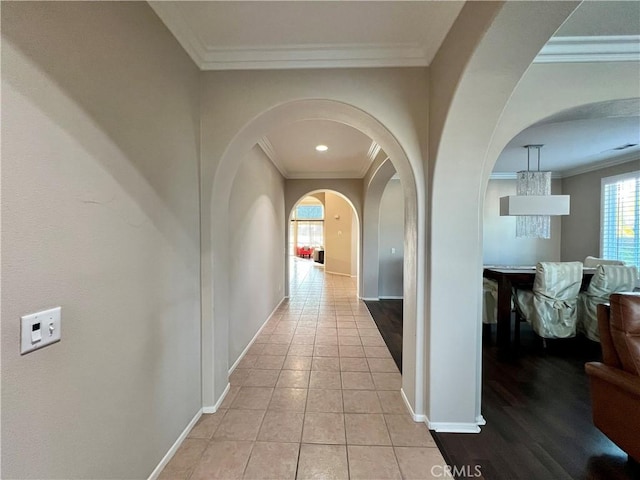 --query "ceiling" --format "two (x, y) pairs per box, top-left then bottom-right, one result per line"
(260, 120), (378, 179)
(150, 1), (639, 180)
(494, 98), (640, 176)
